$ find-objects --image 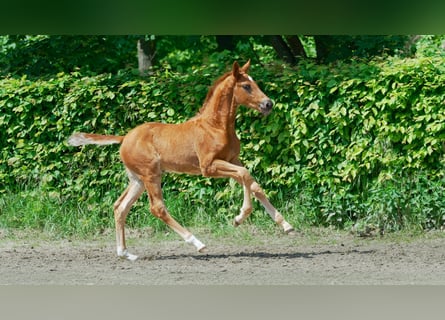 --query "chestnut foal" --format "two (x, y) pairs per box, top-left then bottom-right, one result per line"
(68, 60), (294, 261)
